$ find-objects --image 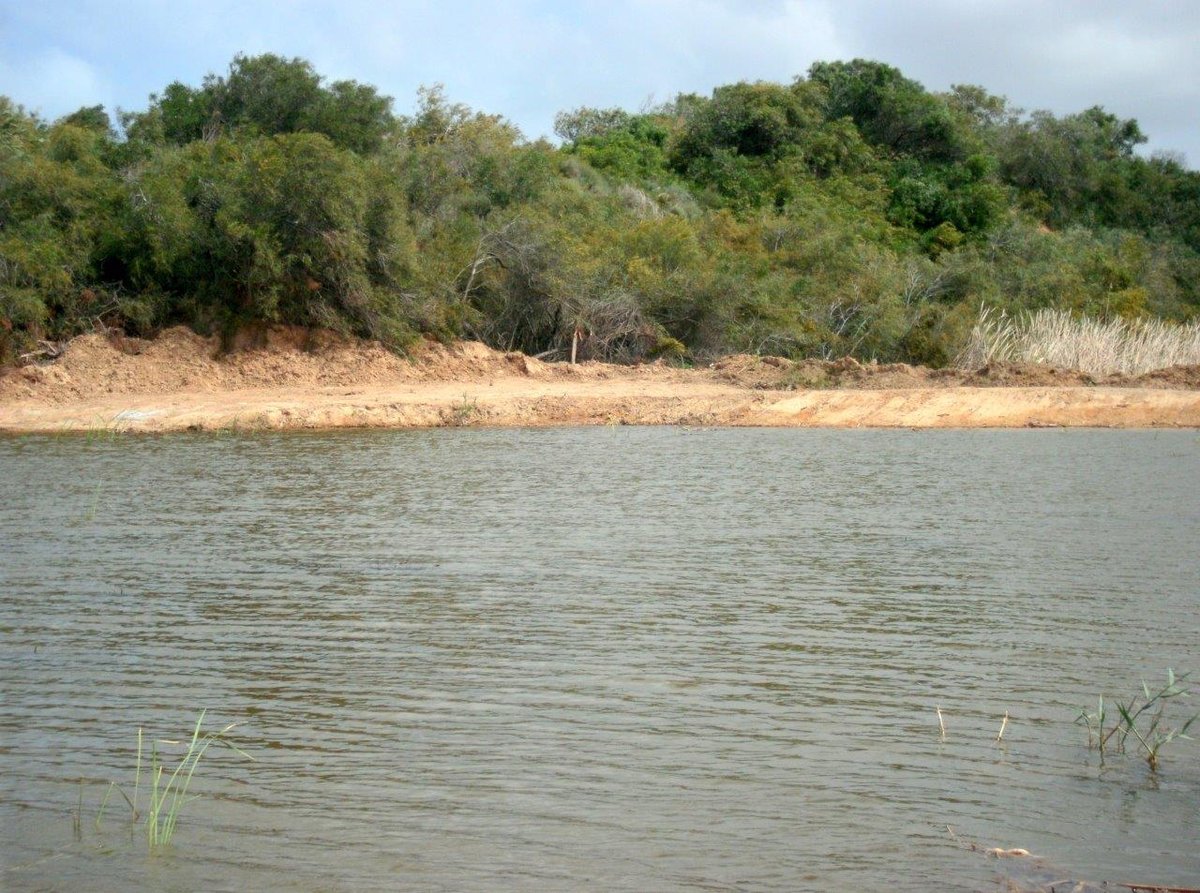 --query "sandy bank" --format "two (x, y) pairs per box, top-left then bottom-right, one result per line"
(2, 327), (1199, 433)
